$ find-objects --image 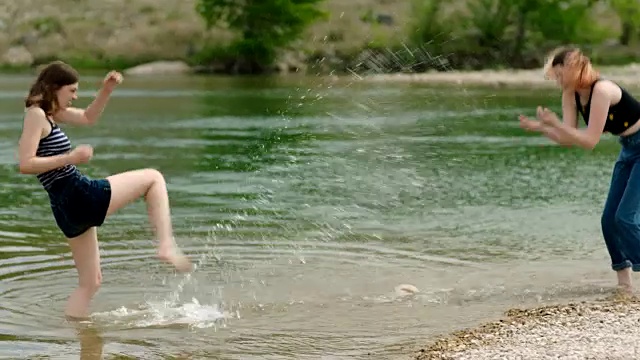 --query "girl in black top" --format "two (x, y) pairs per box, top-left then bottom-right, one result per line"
(519, 47), (640, 295)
